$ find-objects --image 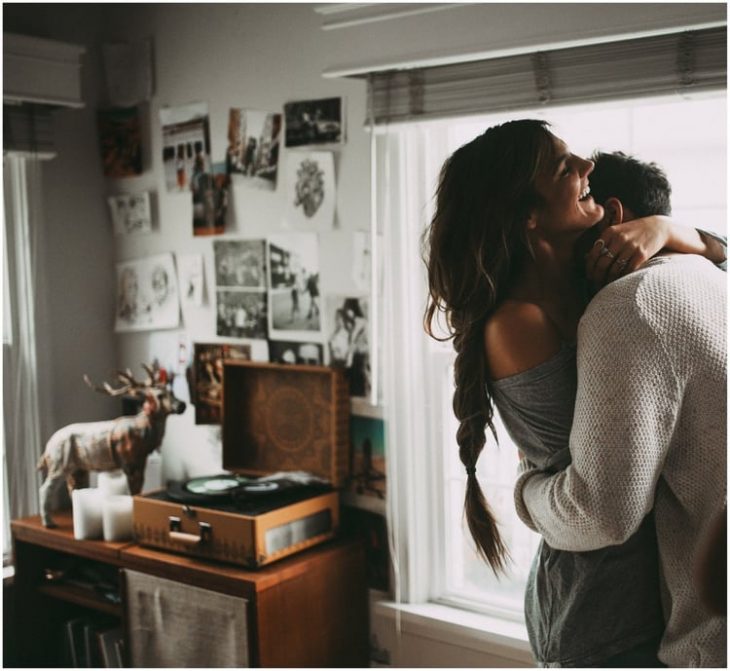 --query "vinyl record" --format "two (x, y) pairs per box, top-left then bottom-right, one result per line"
(186, 475), (249, 496)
